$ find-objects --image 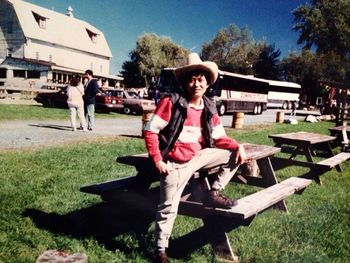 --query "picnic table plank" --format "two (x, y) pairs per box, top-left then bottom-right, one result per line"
(269, 131), (336, 145)
(227, 177), (311, 219)
(329, 125), (350, 136)
(178, 177), (311, 220)
(317, 152), (350, 168)
(116, 153), (152, 169)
